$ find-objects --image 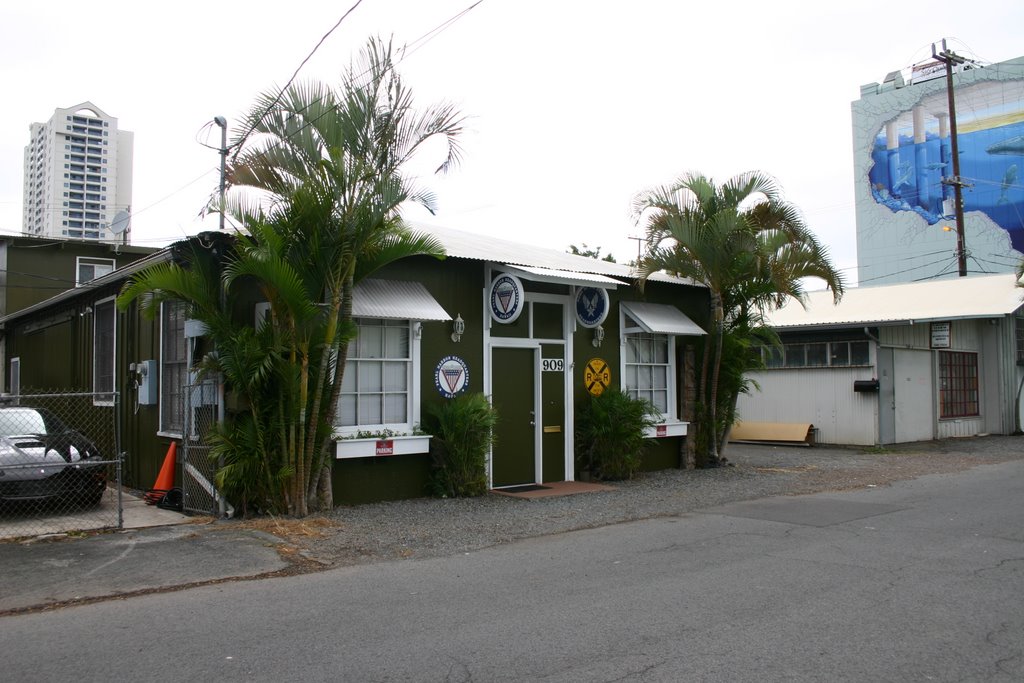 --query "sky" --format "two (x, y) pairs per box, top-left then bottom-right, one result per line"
(1, 0), (1022, 285)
